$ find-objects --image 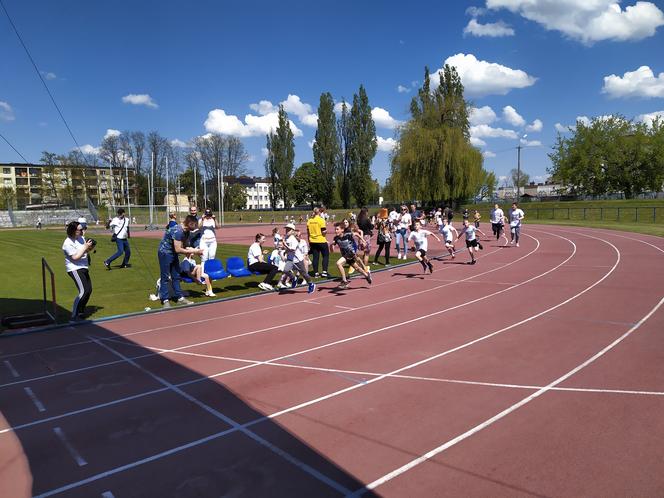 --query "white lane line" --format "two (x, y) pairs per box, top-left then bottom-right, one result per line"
(88, 337), (351, 496)
(303, 300), (322, 305)
(53, 426), (87, 467)
(4, 359), (19, 378)
(24, 387), (46, 412)
(101, 492), (115, 498)
(352, 295), (664, 496)
(335, 305), (356, 310)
